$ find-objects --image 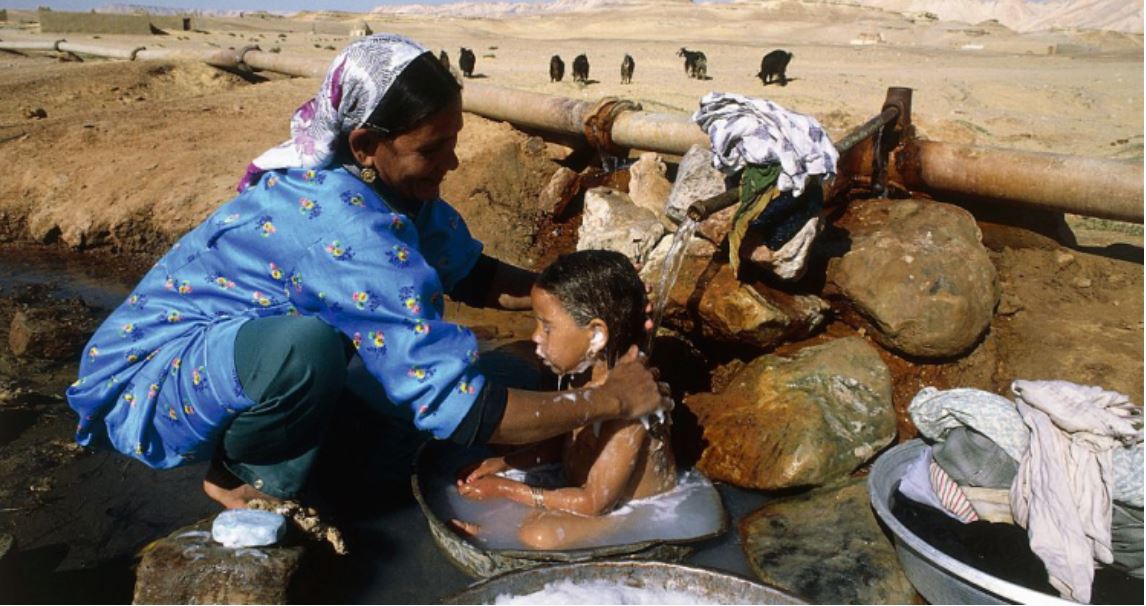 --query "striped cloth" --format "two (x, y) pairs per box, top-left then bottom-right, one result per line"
(930, 460), (979, 523)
